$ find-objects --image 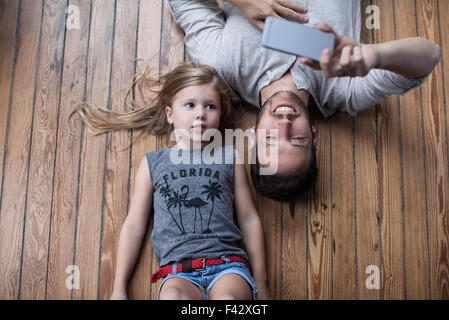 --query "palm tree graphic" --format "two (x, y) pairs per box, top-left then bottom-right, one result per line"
(201, 180), (223, 233)
(164, 185), (188, 234)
